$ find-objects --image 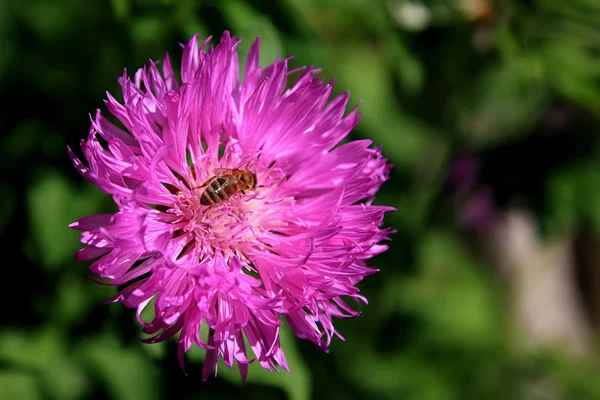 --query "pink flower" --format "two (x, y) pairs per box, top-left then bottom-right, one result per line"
(69, 32), (393, 382)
